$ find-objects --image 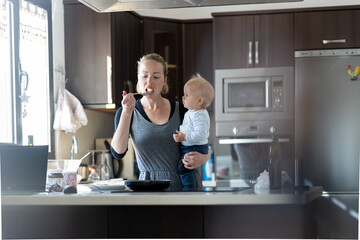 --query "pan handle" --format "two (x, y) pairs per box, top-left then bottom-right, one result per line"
(104, 140), (123, 178)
